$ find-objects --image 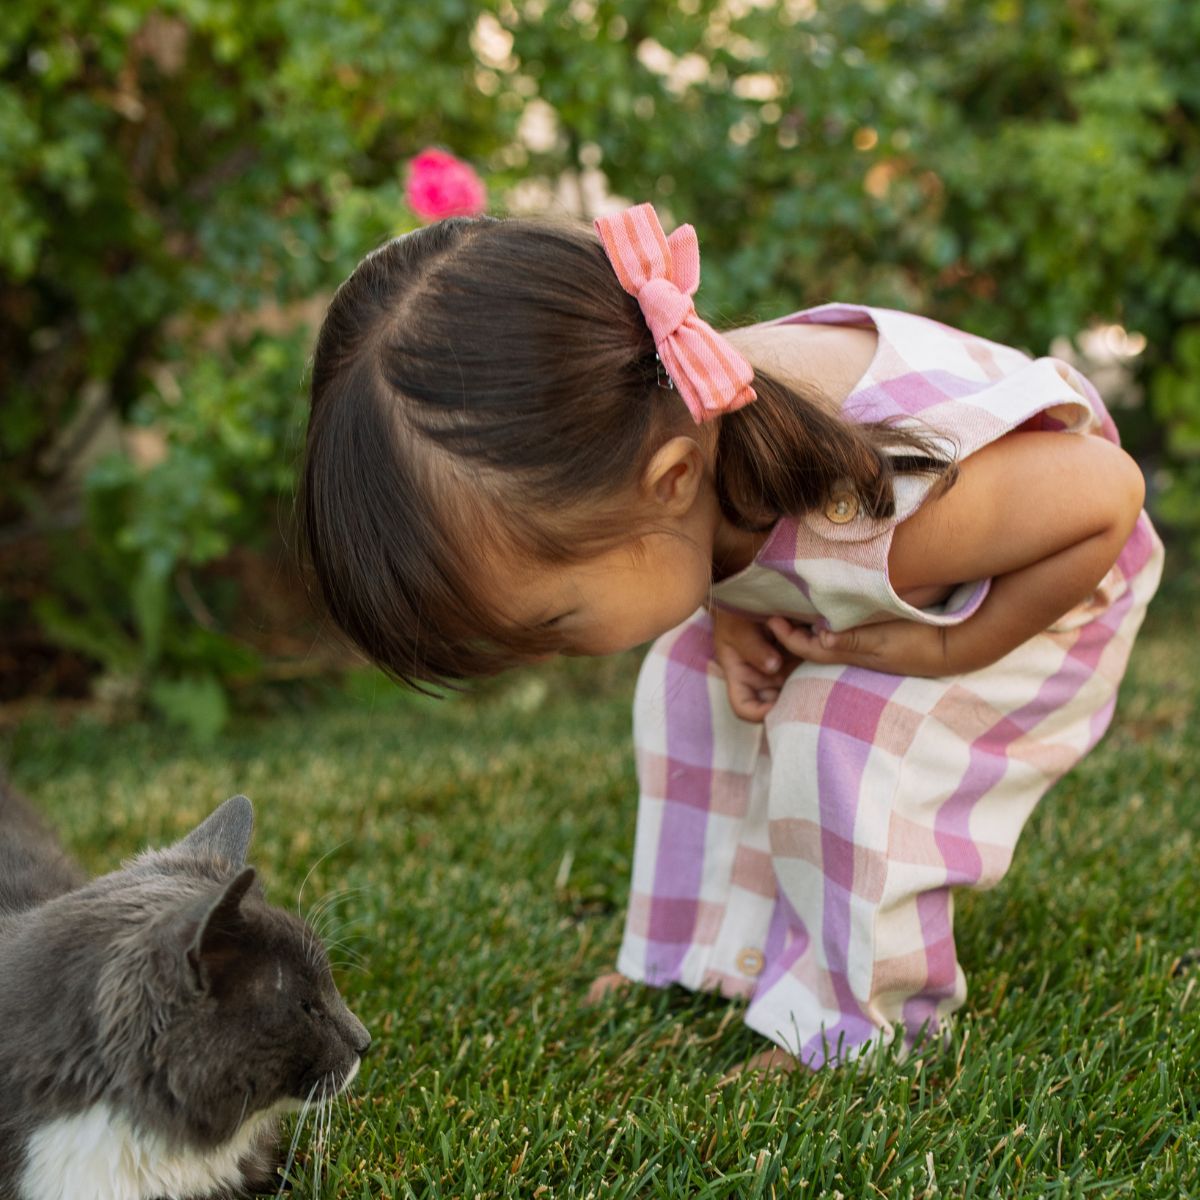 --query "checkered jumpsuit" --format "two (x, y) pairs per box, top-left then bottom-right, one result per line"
(618, 304), (1164, 1067)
